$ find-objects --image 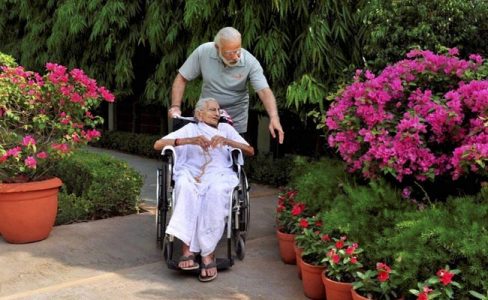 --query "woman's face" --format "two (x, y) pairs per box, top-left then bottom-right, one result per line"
(197, 101), (220, 127)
